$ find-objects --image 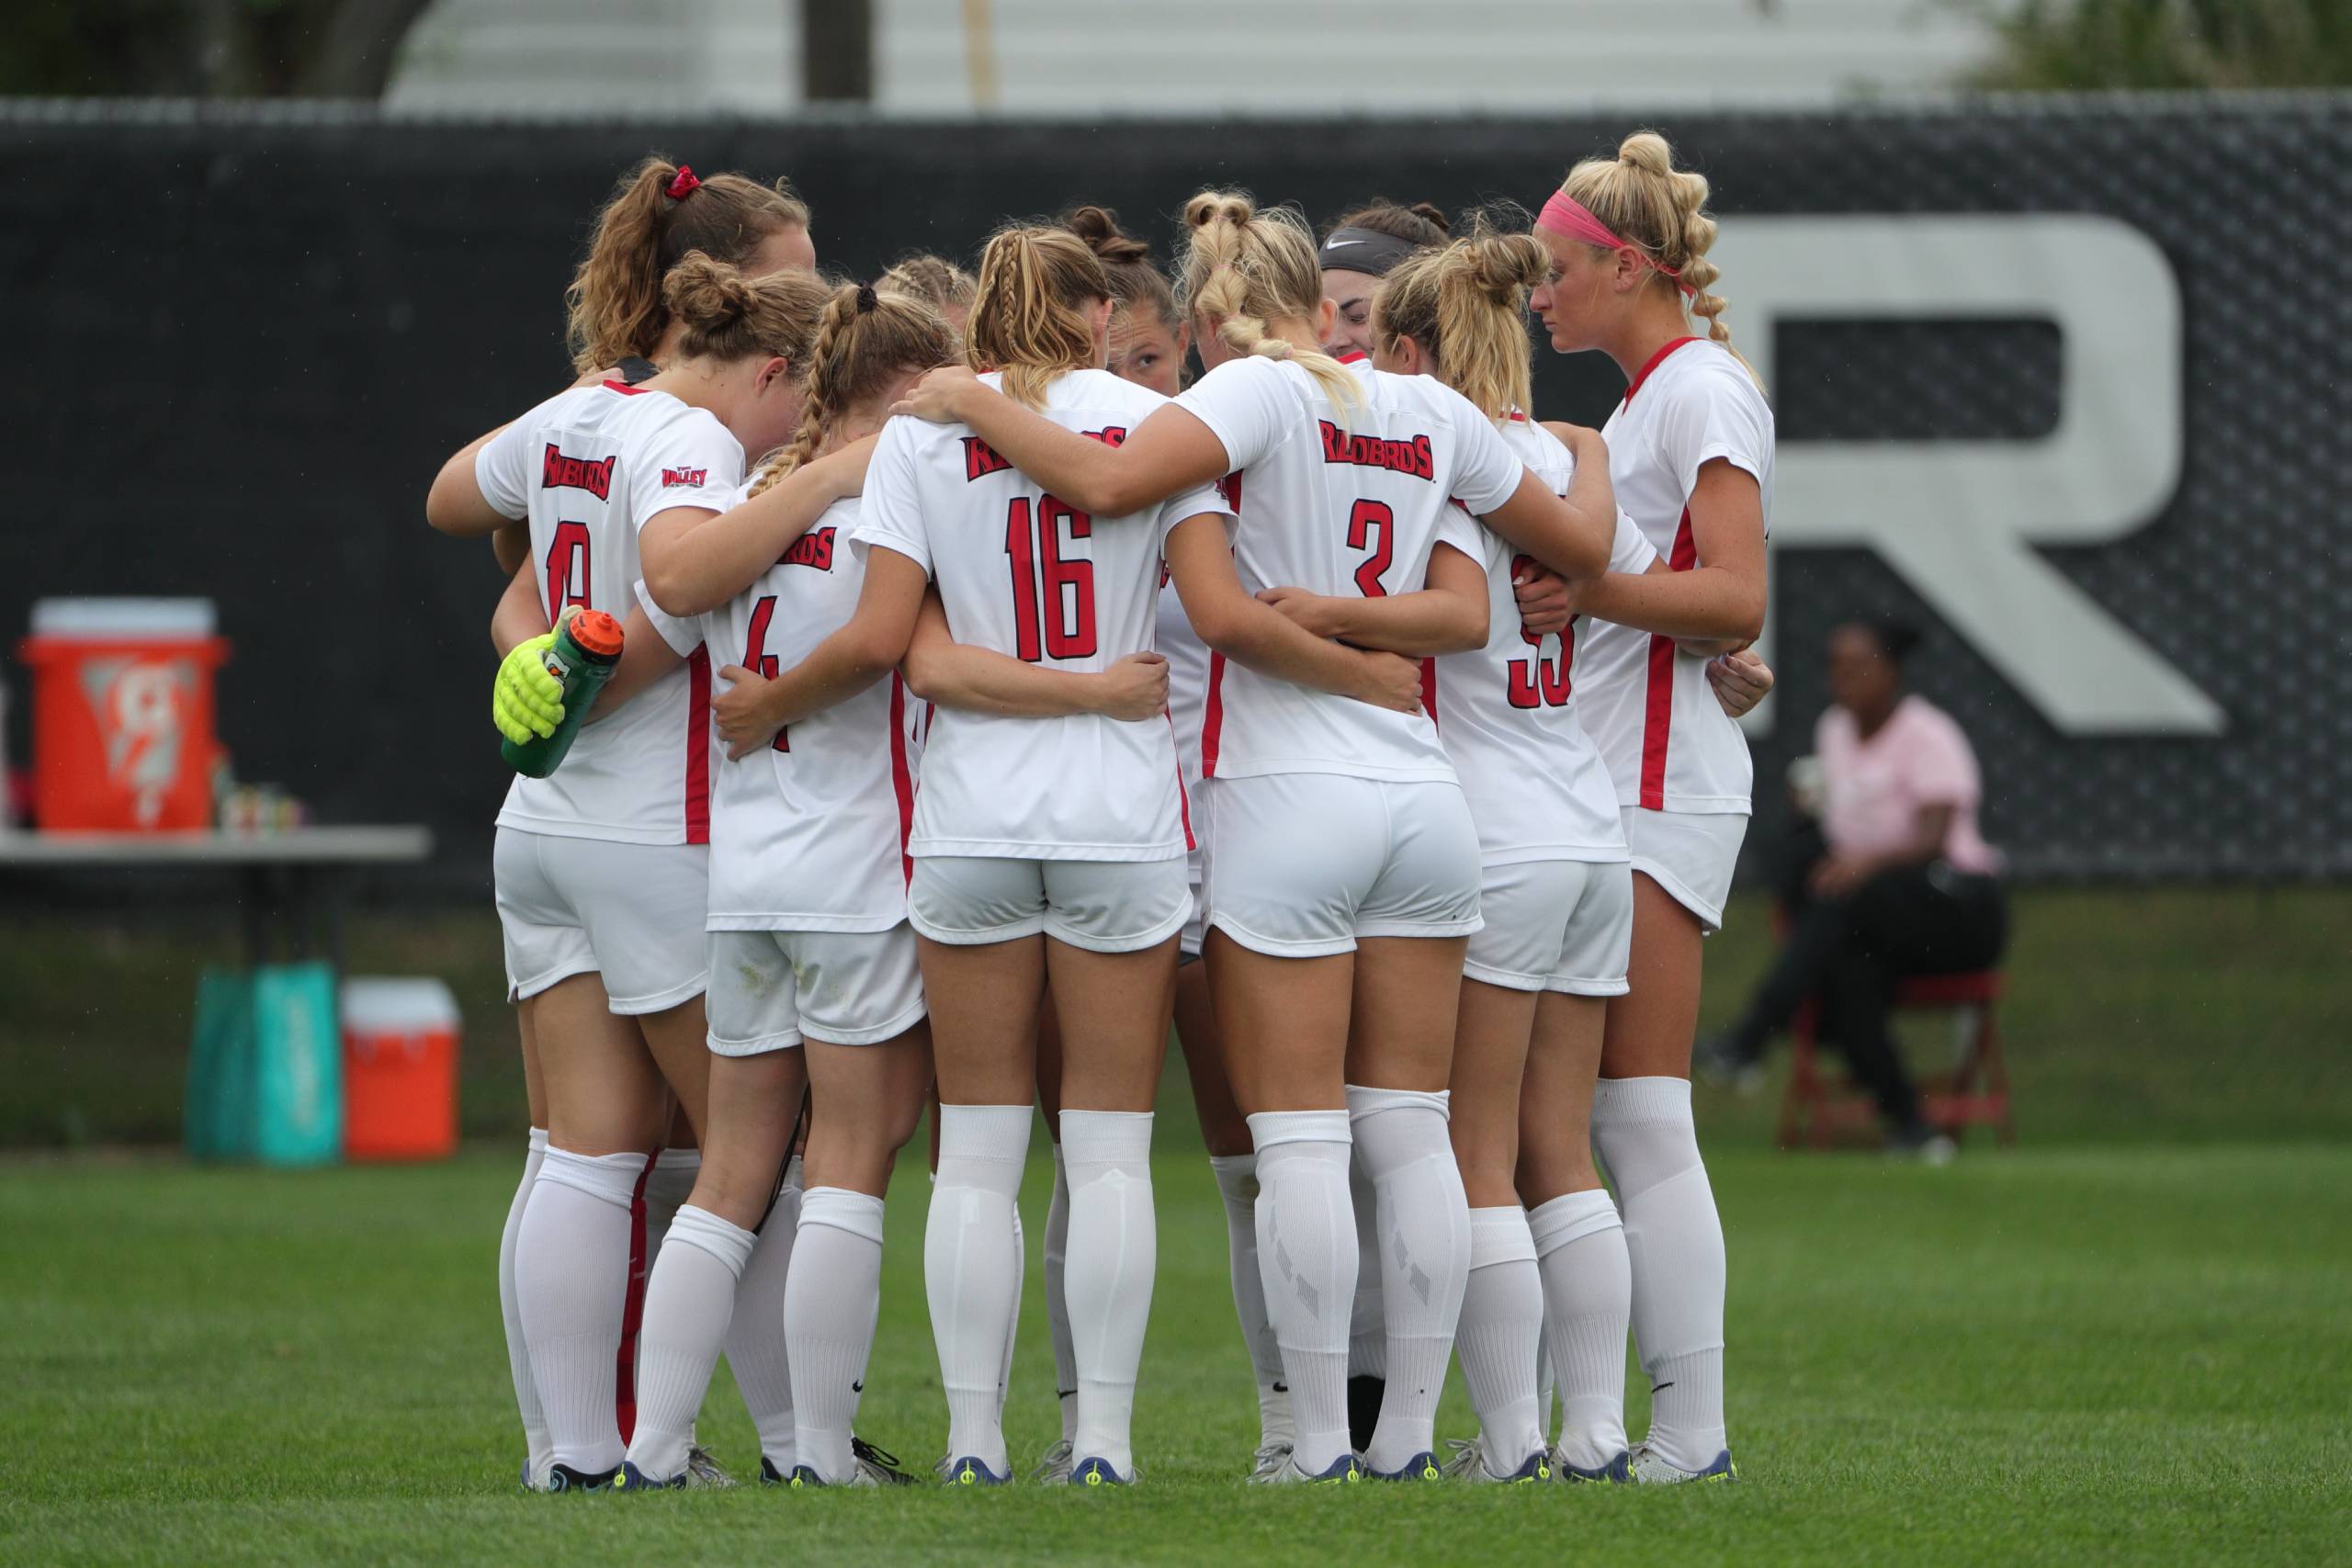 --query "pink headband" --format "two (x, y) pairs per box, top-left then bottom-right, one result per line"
(1536, 190), (1695, 297)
